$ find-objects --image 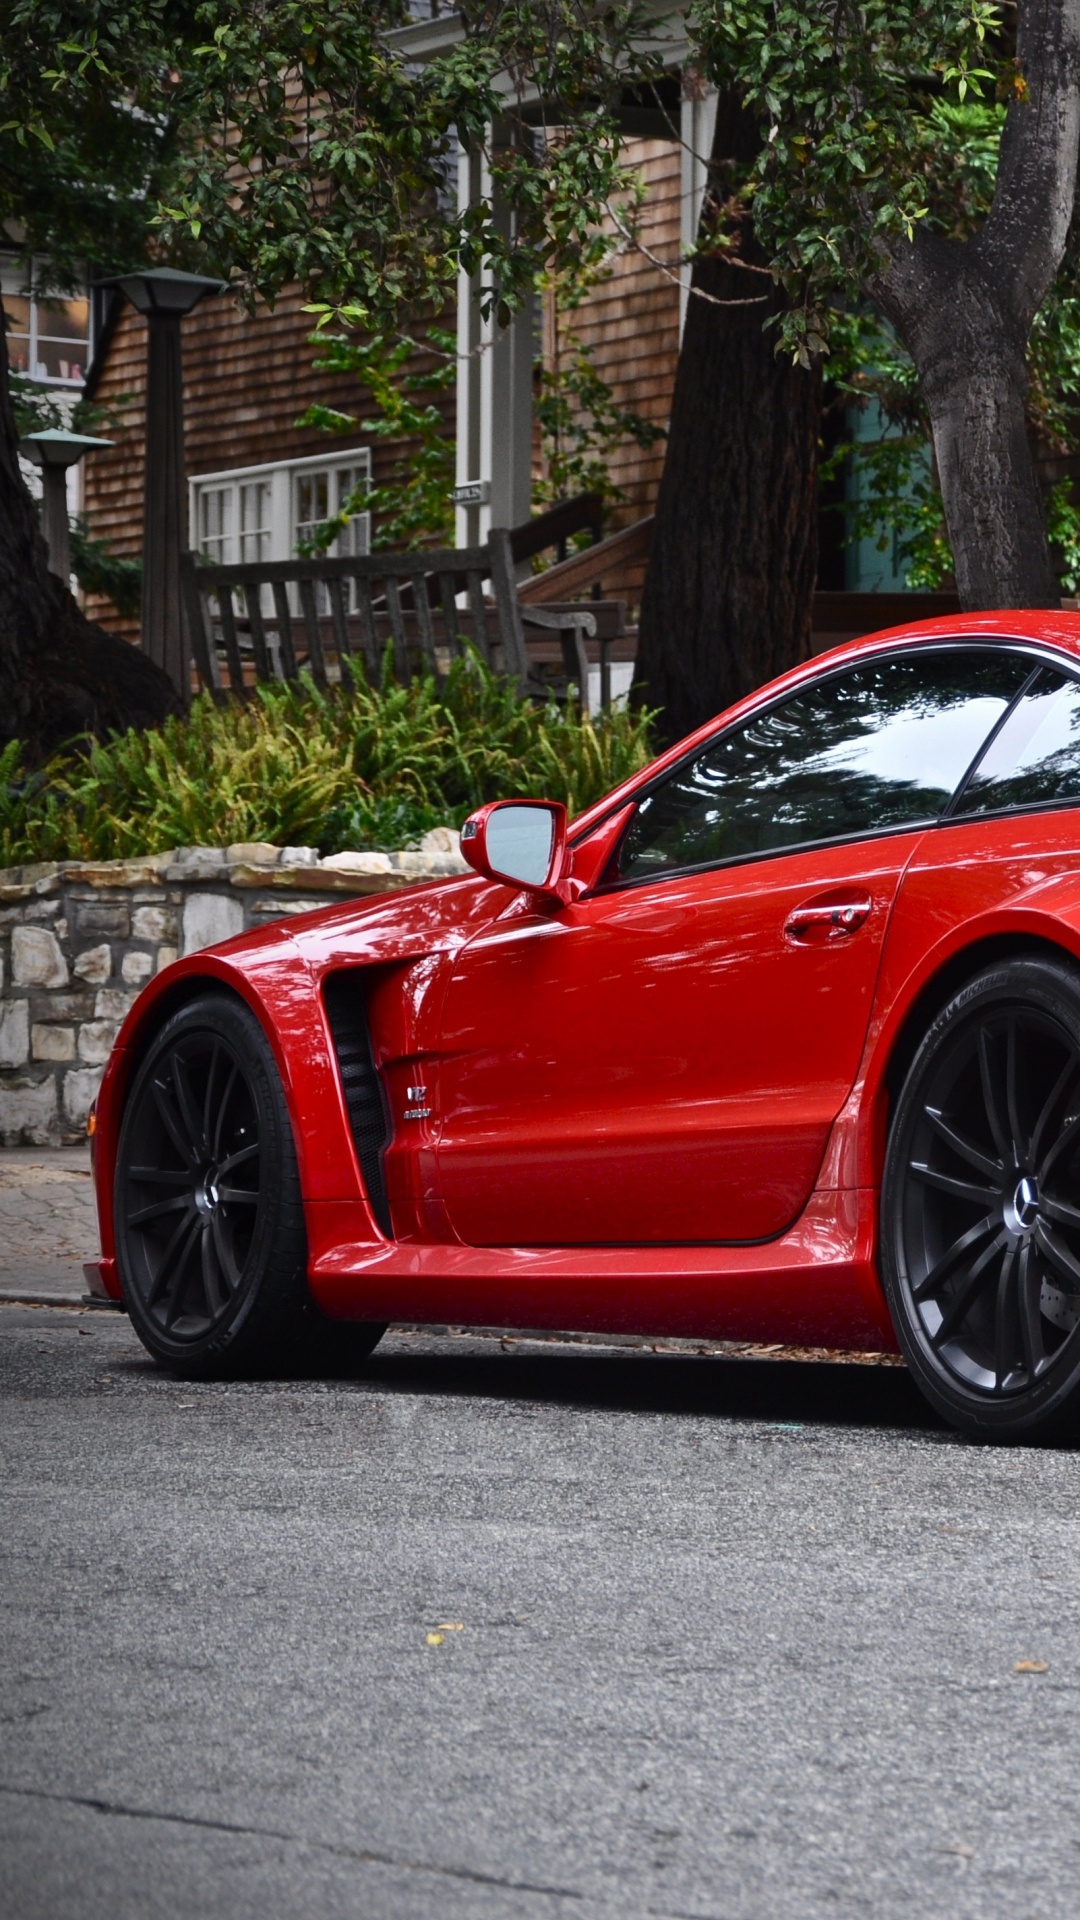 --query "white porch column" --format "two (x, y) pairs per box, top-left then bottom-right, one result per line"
(679, 81), (718, 337)
(455, 129), (536, 549)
